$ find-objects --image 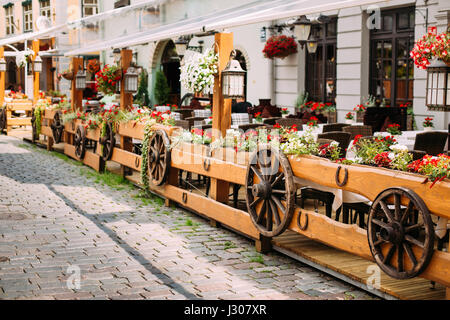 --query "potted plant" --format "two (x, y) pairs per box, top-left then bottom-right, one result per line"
(386, 123), (402, 136)
(353, 104), (366, 122)
(253, 112), (263, 124)
(364, 95), (377, 108)
(345, 112), (354, 124)
(307, 116), (319, 128)
(295, 91), (309, 115)
(423, 117), (434, 131)
(410, 30), (450, 69)
(263, 35), (298, 59)
(61, 69), (74, 80)
(281, 108), (289, 118)
(95, 64), (122, 96)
